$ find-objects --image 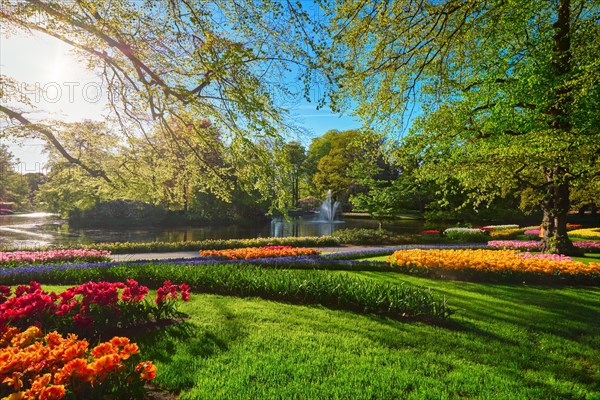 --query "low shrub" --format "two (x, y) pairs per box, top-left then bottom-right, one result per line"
(0, 263), (453, 321)
(388, 249), (600, 284)
(0, 326), (155, 399)
(330, 228), (397, 245)
(0, 280), (190, 338)
(330, 228), (430, 245)
(443, 228), (489, 242)
(199, 246), (320, 260)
